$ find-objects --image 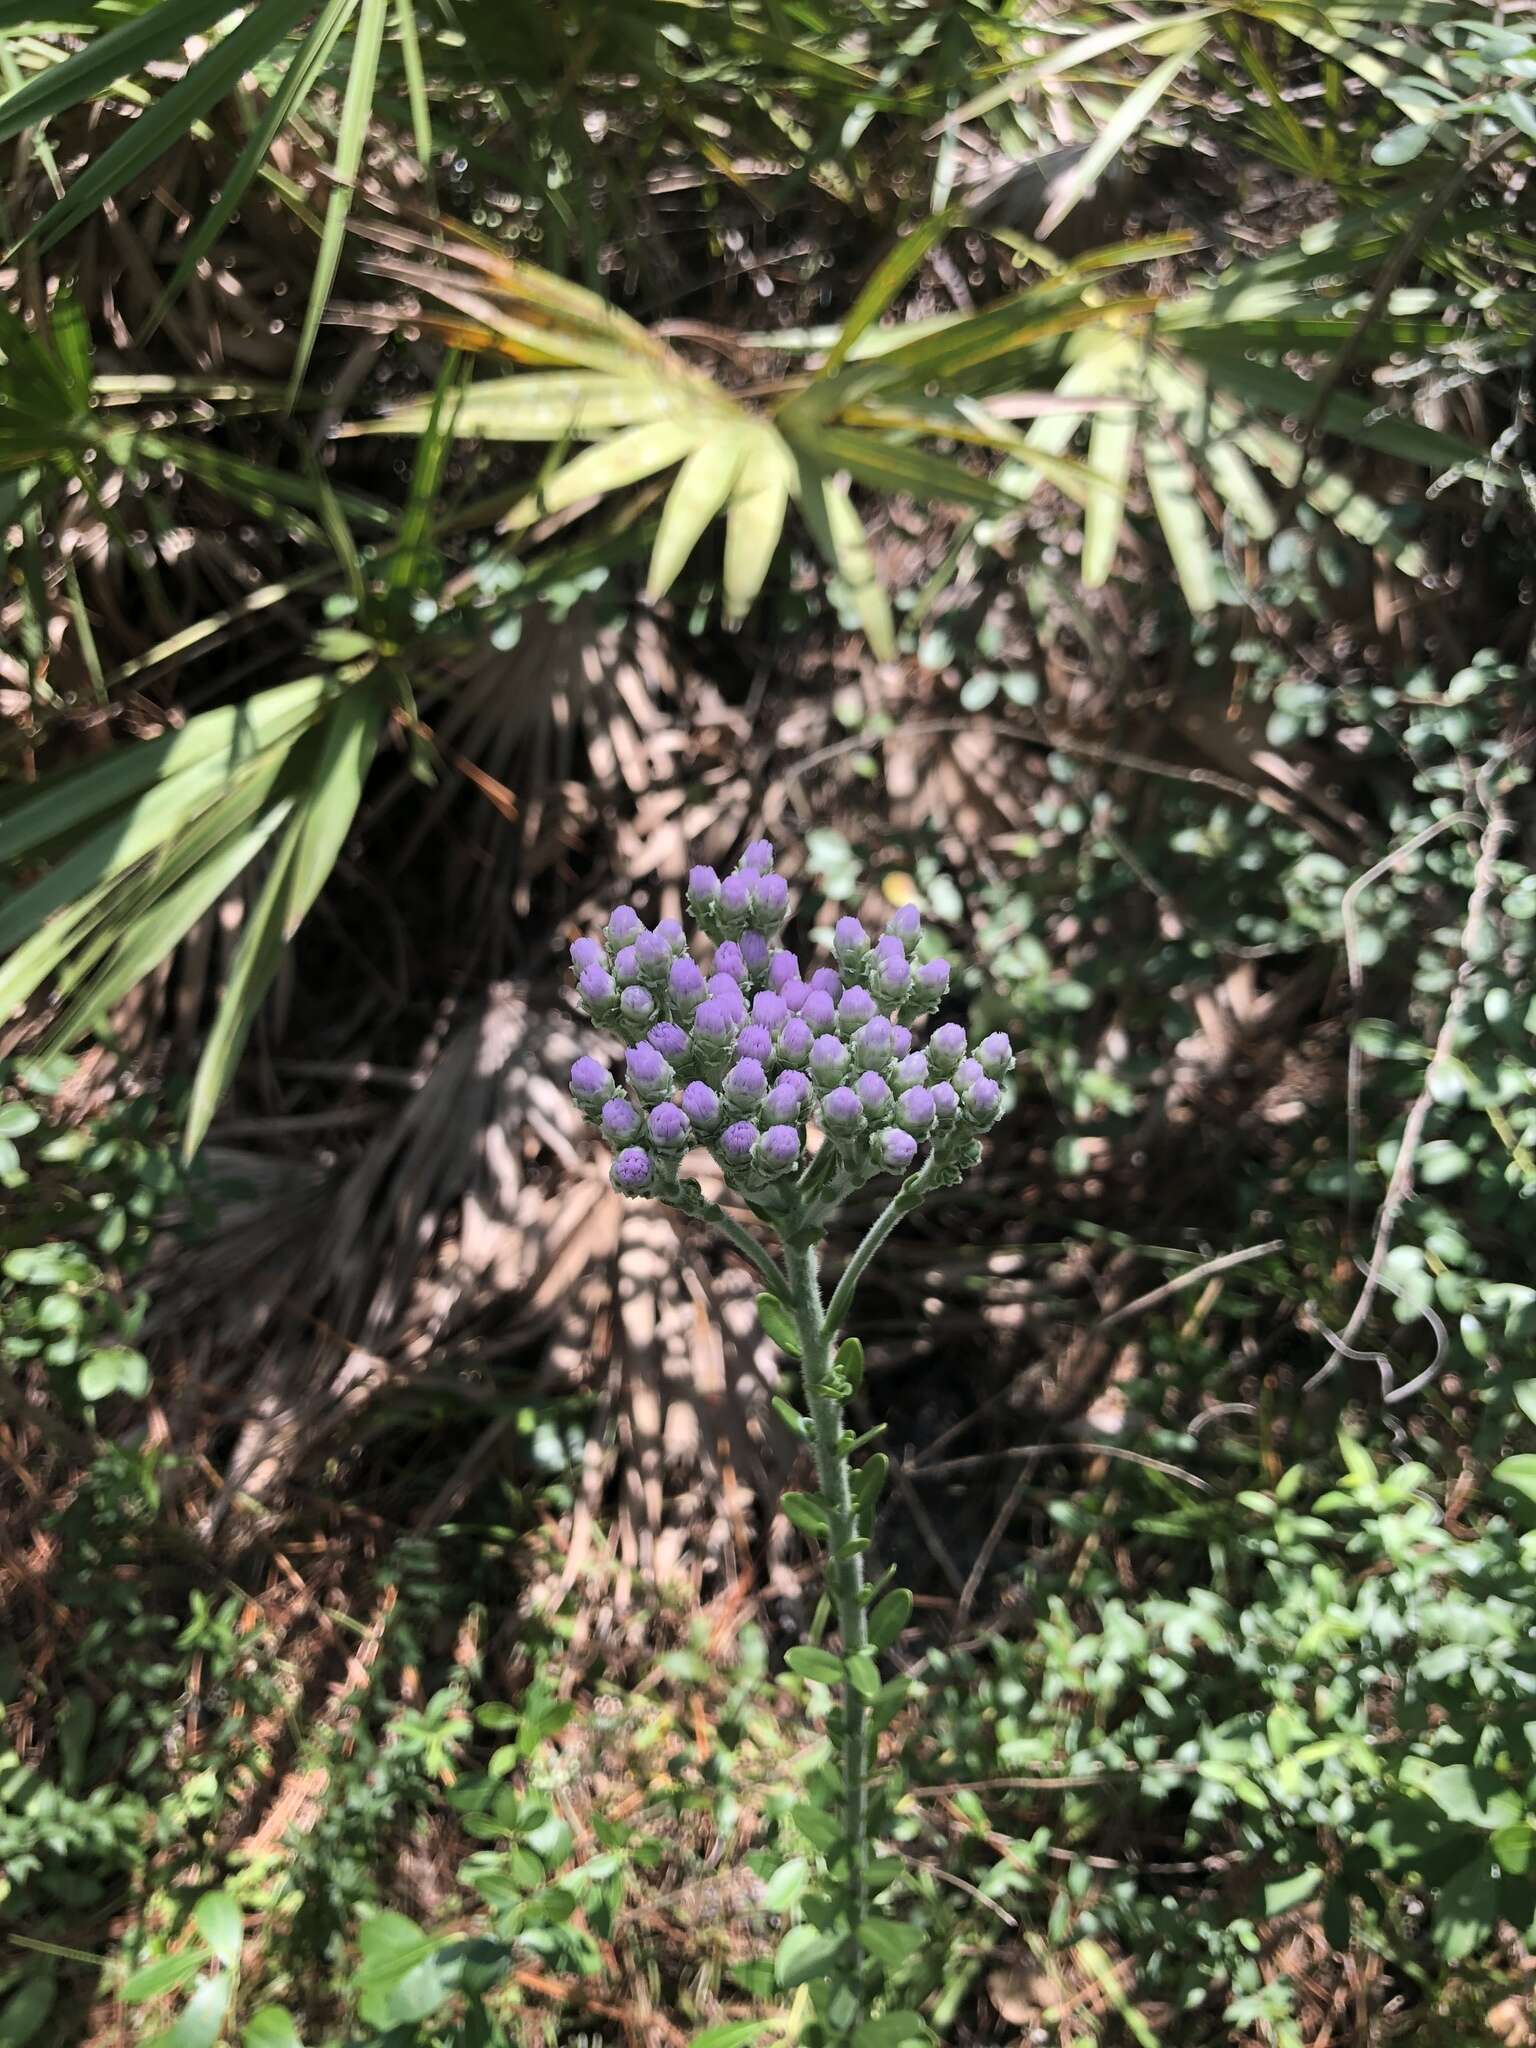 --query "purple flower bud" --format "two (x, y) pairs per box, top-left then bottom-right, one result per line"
(570, 936), (604, 974)
(669, 957), (706, 1014)
(962, 1077), (1002, 1128)
(778, 1018), (814, 1068)
(855, 1071), (892, 1119)
(570, 1056), (614, 1107)
(874, 932), (906, 966)
(752, 991), (788, 1033)
(894, 1051), (929, 1090)
(613, 945), (641, 987)
(722, 1058), (768, 1109)
(896, 1085), (936, 1135)
(886, 903), (922, 957)
(692, 997), (736, 1046)
(648, 1021), (689, 1061)
(718, 1120), (758, 1166)
(852, 1017), (896, 1070)
(655, 916), (686, 954)
(810, 968), (843, 1001)
(801, 991), (837, 1034)
(914, 958), (950, 1005)
(601, 1097), (642, 1145)
(821, 1086), (862, 1134)
(635, 929), (671, 979)
(875, 1127), (918, 1173)
(620, 985), (656, 1030)
(764, 1072), (811, 1123)
(740, 930), (771, 978)
(681, 1081), (722, 1133)
(577, 965), (616, 1012)
(739, 839), (775, 873)
(755, 1123), (800, 1176)
(706, 974), (747, 1020)
(871, 952), (912, 1002)
(954, 1057), (984, 1090)
(750, 872), (789, 927)
(975, 1031), (1014, 1079)
(929, 1023), (967, 1074)
(931, 1080), (960, 1123)
(834, 916), (869, 966)
(837, 987), (877, 1038)
(892, 1026), (913, 1058)
(611, 1145), (654, 1195)
(810, 1034), (850, 1086)
(649, 1101), (691, 1151)
(607, 905), (643, 946)
(688, 865), (721, 913)
(781, 978), (811, 1013)
(769, 952), (801, 994)
(714, 942), (747, 985)
(626, 1044), (674, 1104)
(738, 1025), (774, 1064)
(720, 873), (753, 922)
